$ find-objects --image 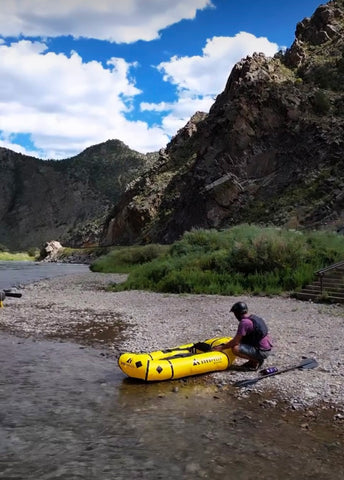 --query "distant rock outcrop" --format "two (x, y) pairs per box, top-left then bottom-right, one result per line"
(102, 0), (344, 245)
(39, 240), (64, 262)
